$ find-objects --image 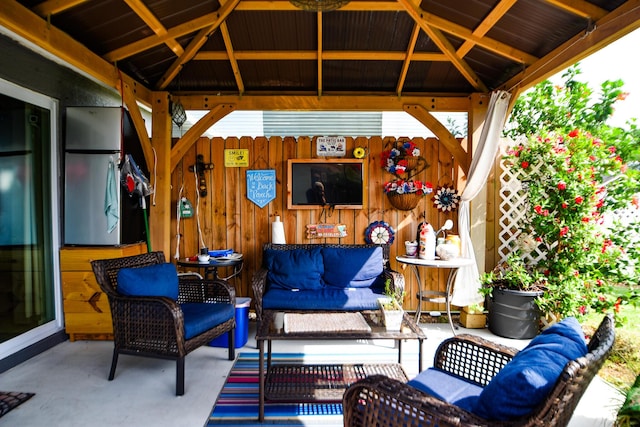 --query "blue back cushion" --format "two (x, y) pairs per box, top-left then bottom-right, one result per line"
(322, 246), (384, 288)
(264, 248), (324, 291)
(473, 317), (588, 420)
(117, 263), (179, 300)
